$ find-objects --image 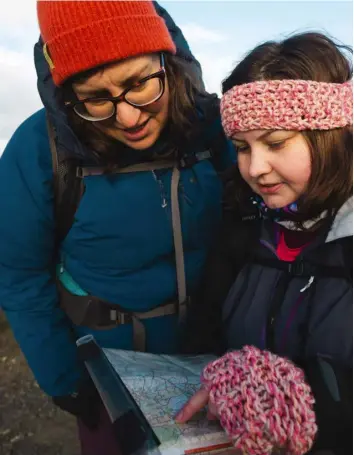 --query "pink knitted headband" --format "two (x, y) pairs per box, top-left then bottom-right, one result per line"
(221, 79), (353, 136)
